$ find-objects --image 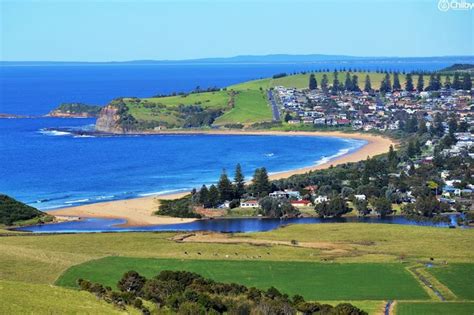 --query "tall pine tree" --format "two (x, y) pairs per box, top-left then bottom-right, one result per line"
(392, 72), (401, 91)
(344, 72), (353, 91)
(217, 169), (234, 202)
(452, 72), (461, 90)
(364, 75), (372, 92)
(462, 73), (472, 90)
(405, 73), (414, 91)
(251, 167), (271, 198)
(309, 74), (317, 90)
(416, 74), (424, 92)
(351, 75), (360, 92)
(321, 74), (329, 92)
(233, 163), (245, 199)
